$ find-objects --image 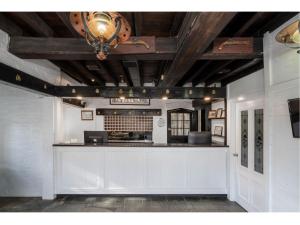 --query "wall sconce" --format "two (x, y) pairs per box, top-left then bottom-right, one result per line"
(276, 20), (300, 54)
